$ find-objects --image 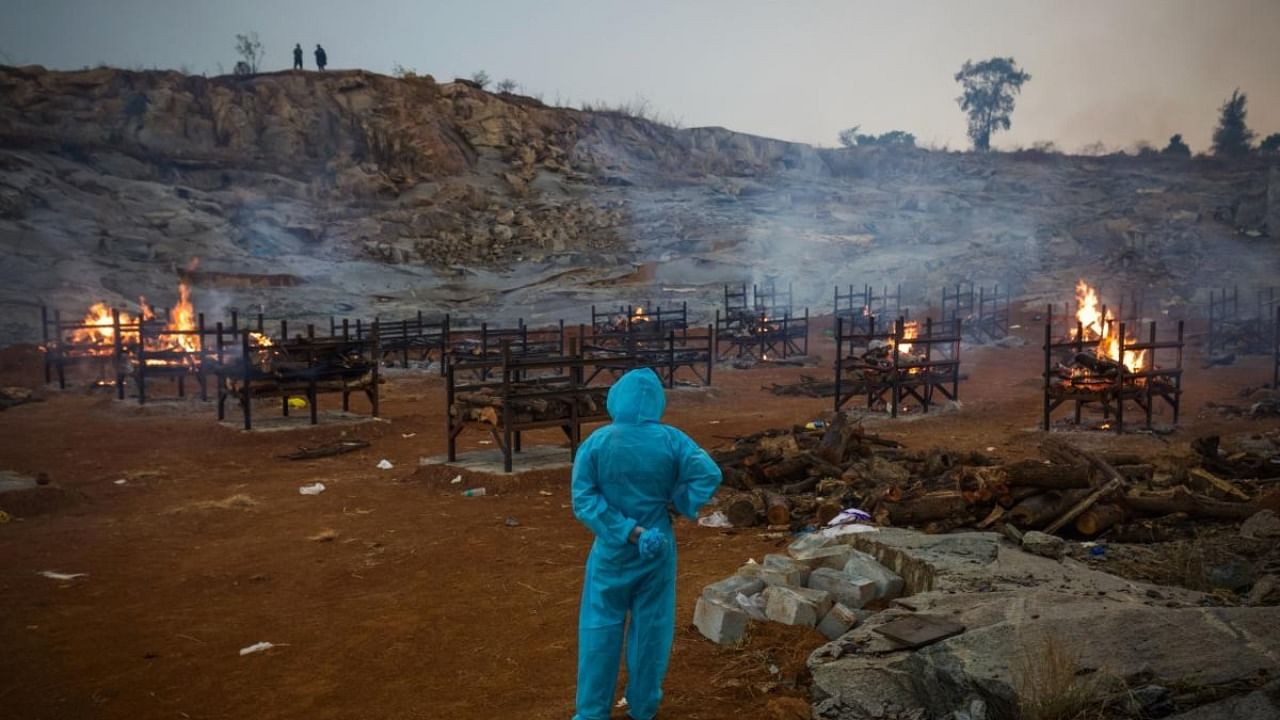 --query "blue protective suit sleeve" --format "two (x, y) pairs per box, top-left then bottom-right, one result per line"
(571, 432), (639, 545)
(669, 429), (723, 519)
